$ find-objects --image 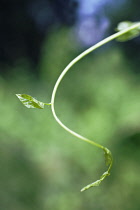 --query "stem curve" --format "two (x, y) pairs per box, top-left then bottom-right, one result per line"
(50, 22), (140, 191)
